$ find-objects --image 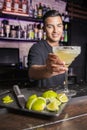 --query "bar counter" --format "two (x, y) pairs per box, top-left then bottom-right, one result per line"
(0, 85), (87, 130)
